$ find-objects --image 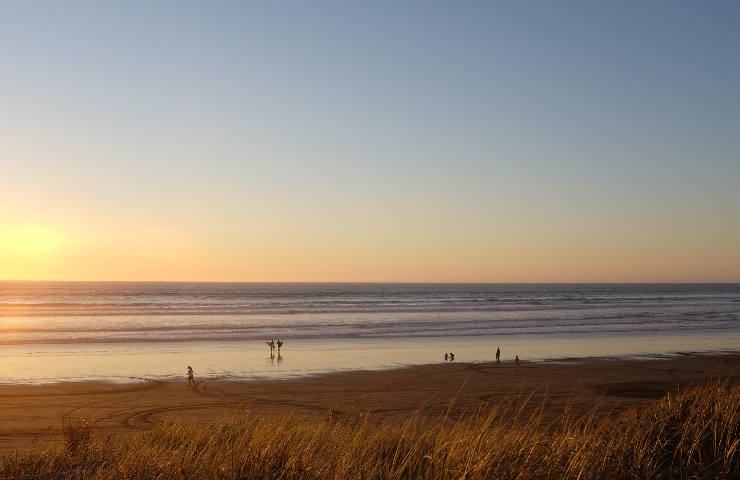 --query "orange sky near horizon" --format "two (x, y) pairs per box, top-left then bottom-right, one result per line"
(1, 217), (737, 283)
